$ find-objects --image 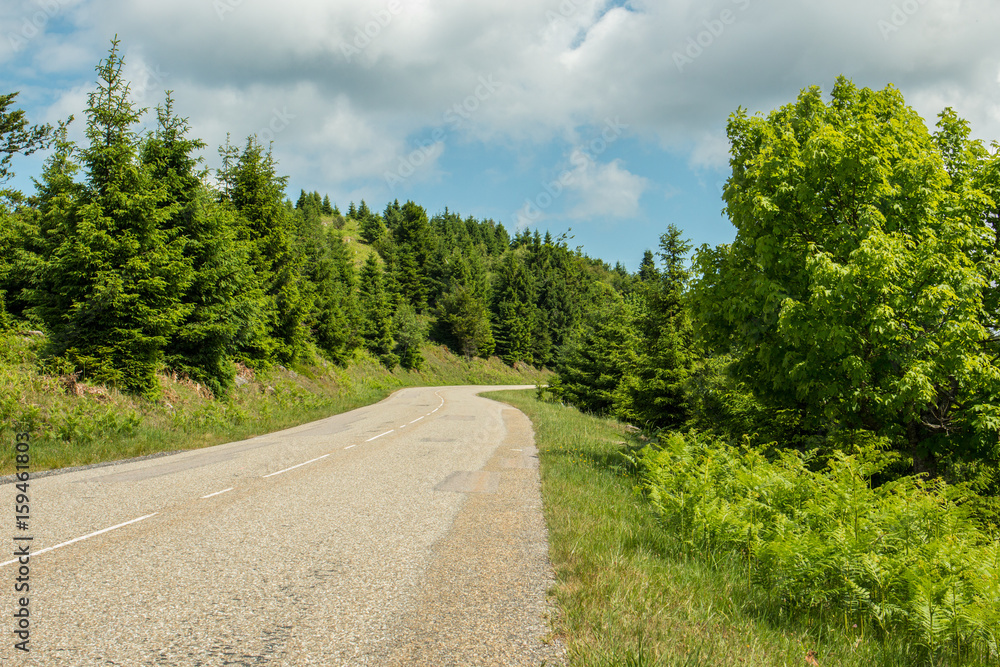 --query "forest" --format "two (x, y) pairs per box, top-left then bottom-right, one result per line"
(3, 43), (1000, 662)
